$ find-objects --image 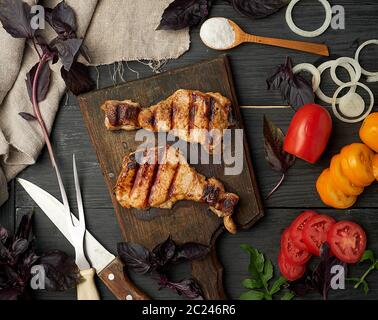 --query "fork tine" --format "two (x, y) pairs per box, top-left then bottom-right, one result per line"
(73, 154), (86, 230)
